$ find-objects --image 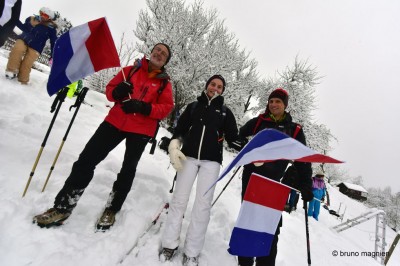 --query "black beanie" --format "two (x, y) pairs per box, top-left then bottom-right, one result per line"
(268, 88), (289, 107)
(205, 75), (226, 93)
(151, 43), (172, 65)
